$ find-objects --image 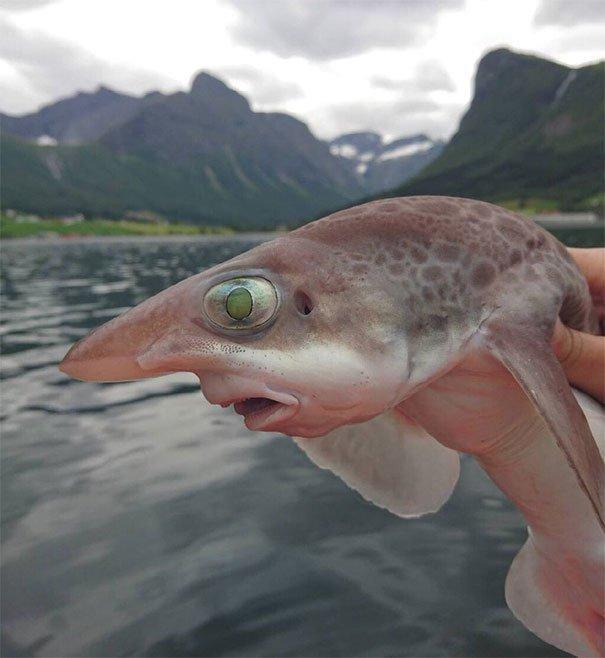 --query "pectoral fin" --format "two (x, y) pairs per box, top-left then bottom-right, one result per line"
(484, 321), (605, 530)
(294, 410), (460, 518)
